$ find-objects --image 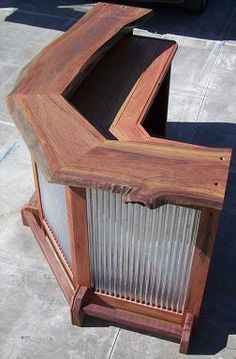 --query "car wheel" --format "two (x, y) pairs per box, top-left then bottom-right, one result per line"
(182, 0), (208, 14)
